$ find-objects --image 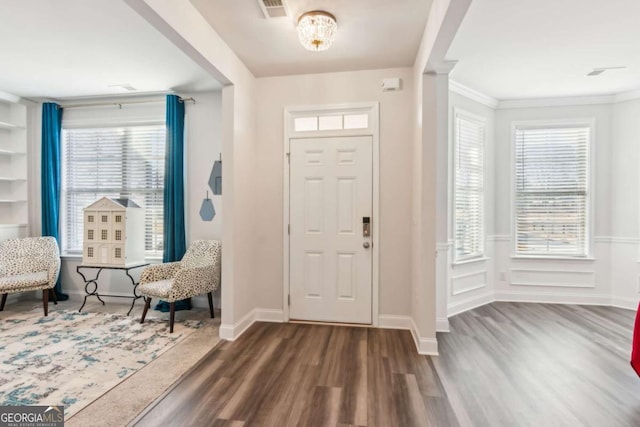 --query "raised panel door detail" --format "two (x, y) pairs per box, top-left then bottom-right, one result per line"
(304, 252), (323, 298)
(337, 149), (356, 165)
(337, 253), (356, 300)
(305, 178), (324, 234)
(337, 178), (356, 234)
(305, 150), (323, 166)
